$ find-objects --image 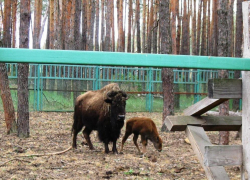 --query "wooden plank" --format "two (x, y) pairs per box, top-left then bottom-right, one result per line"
(208, 79), (242, 99)
(1, 48), (250, 70)
(164, 116), (242, 131)
(183, 97), (228, 116)
(185, 126), (229, 180)
(204, 145), (243, 167)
